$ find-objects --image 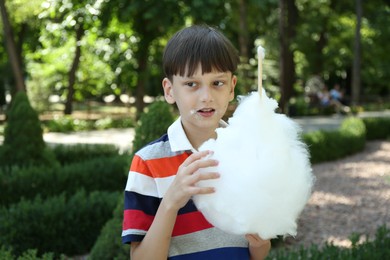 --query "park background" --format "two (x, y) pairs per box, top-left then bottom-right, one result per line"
(0, 0), (389, 259)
